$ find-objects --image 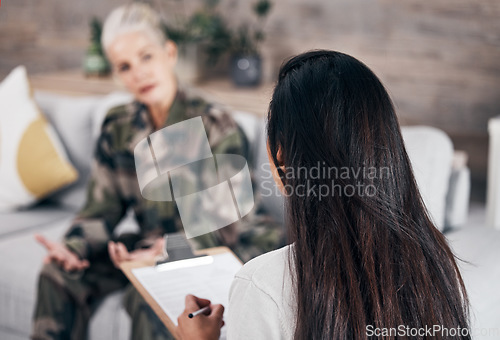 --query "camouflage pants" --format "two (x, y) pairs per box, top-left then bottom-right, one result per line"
(31, 258), (174, 340)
